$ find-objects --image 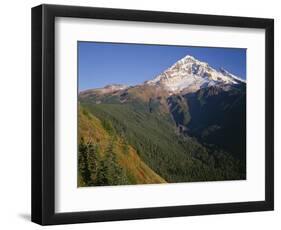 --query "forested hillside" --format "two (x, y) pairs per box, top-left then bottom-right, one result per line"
(79, 92), (245, 186)
(78, 106), (166, 186)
